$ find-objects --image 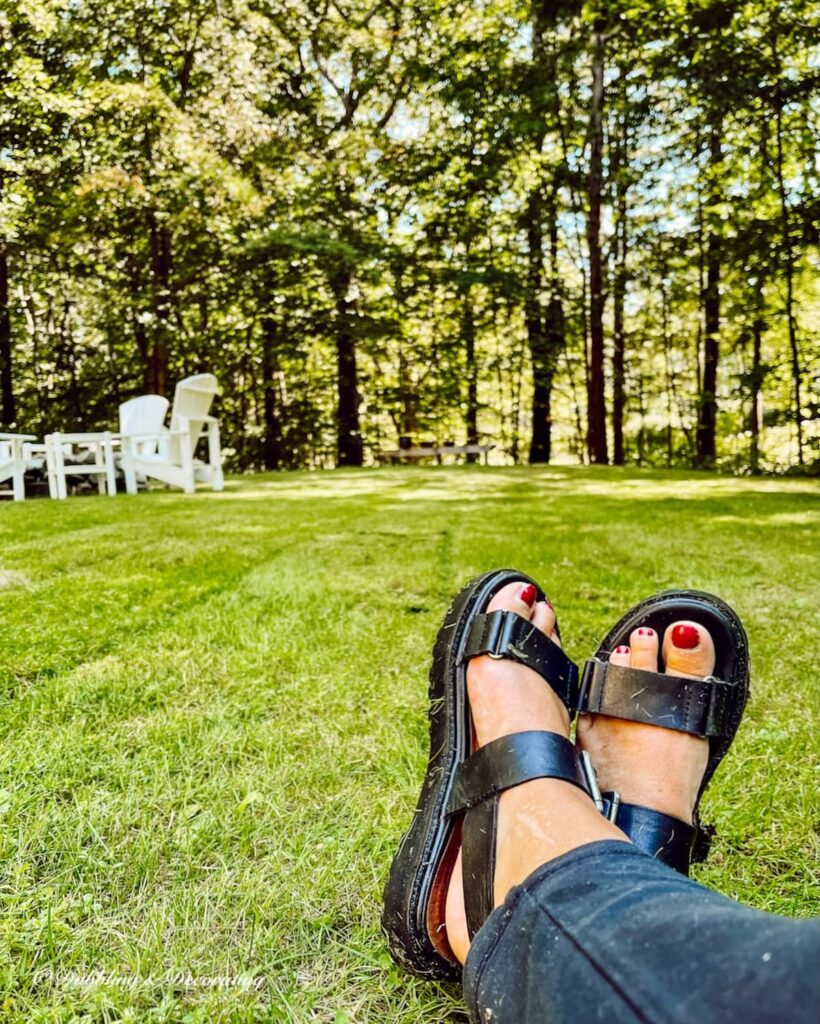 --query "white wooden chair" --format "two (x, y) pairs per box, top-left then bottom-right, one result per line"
(0, 432), (37, 501)
(121, 374), (224, 495)
(118, 395), (170, 457)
